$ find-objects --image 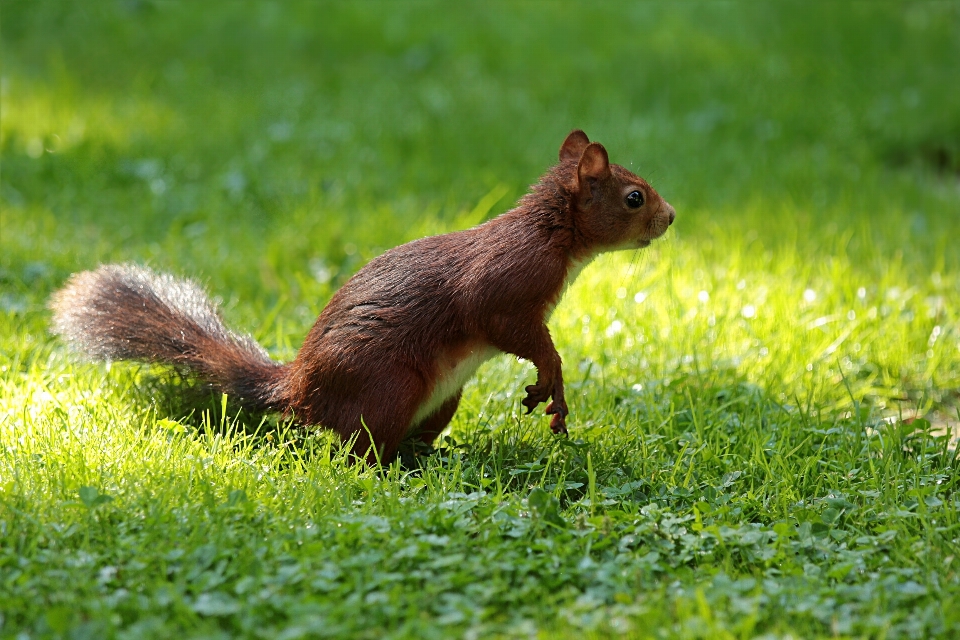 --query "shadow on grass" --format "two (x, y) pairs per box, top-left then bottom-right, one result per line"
(122, 358), (958, 515)
(135, 367), (457, 470)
